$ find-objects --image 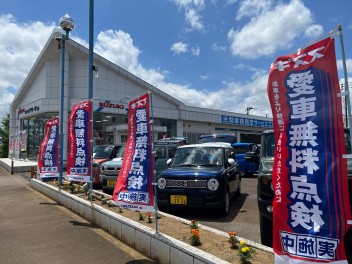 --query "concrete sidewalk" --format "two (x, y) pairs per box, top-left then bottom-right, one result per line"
(0, 166), (155, 264)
